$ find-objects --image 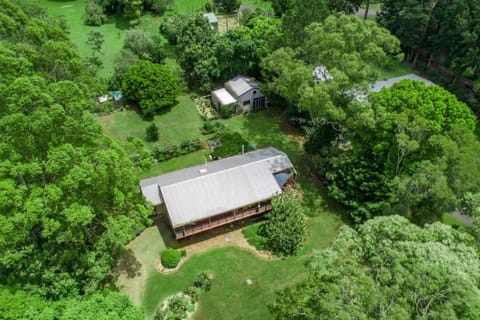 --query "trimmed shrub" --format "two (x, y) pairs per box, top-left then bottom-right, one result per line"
(220, 103), (237, 119)
(205, 2), (213, 12)
(146, 122), (159, 141)
(83, 1), (107, 26)
(161, 248), (181, 268)
(193, 272), (212, 291)
(151, 139), (204, 162)
(183, 286), (200, 301)
(242, 223), (268, 251)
